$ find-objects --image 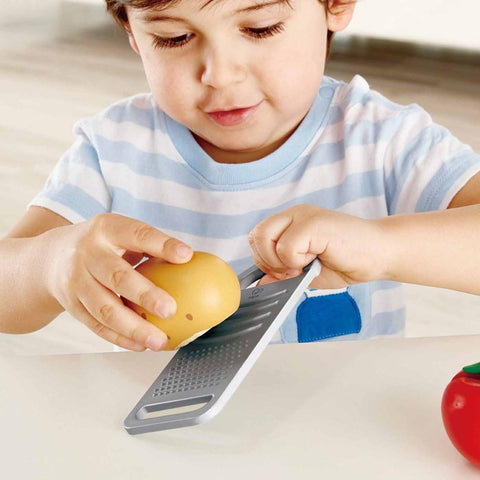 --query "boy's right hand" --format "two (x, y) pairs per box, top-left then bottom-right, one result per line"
(44, 213), (193, 352)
